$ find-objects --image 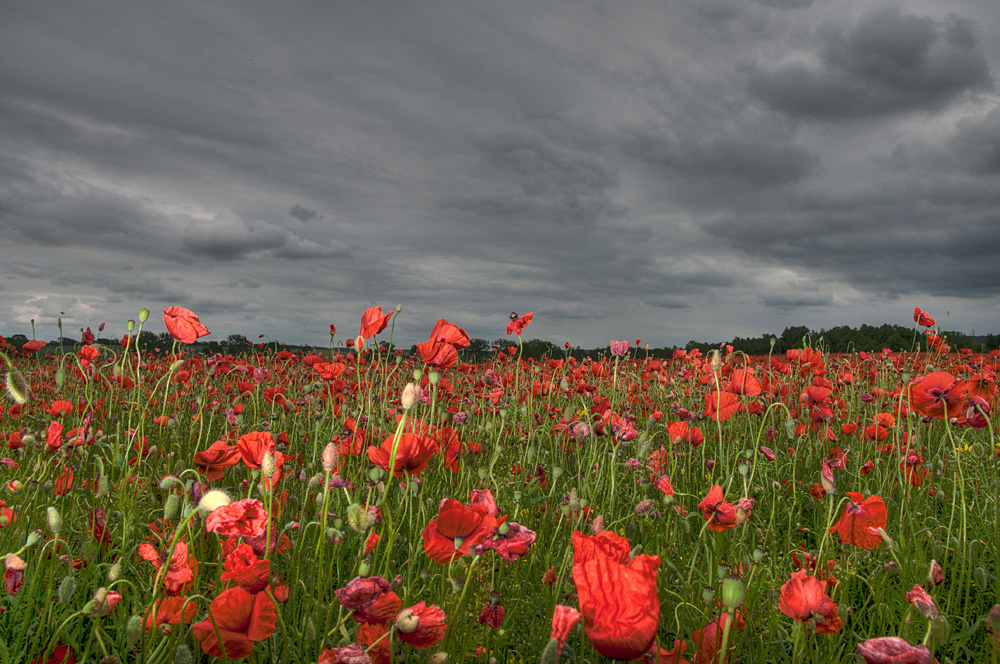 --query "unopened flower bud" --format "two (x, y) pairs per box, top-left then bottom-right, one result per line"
(107, 562), (121, 583)
(590, 515), (605, 533)
(400, 383), (418, 410)
(634, 499), (655, 516)
(163, 494), (180, 521)
(395, 609), (419, 633)
(57, 576), (77, 604)
(321, 442), (339, 473)
(198, 489), (231, 513)
(125, 615), (143, 651)
(47, 506), (62, 534)
(5, 369), (30, 405)
(721, 575), (745, 609)
(709, 349), (722, 372)
(261, 451), (276, 479)
(346, 503), (368, 533)
(427, 653), (449, 664)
